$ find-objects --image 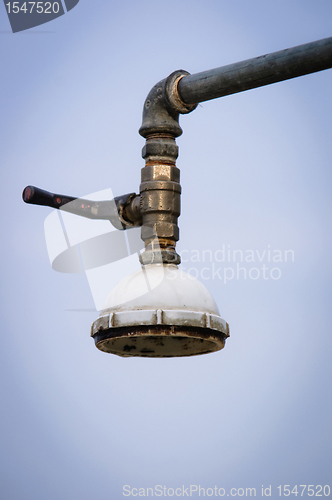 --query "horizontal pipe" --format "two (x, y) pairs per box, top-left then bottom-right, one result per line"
(178, 37), (332, 105)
